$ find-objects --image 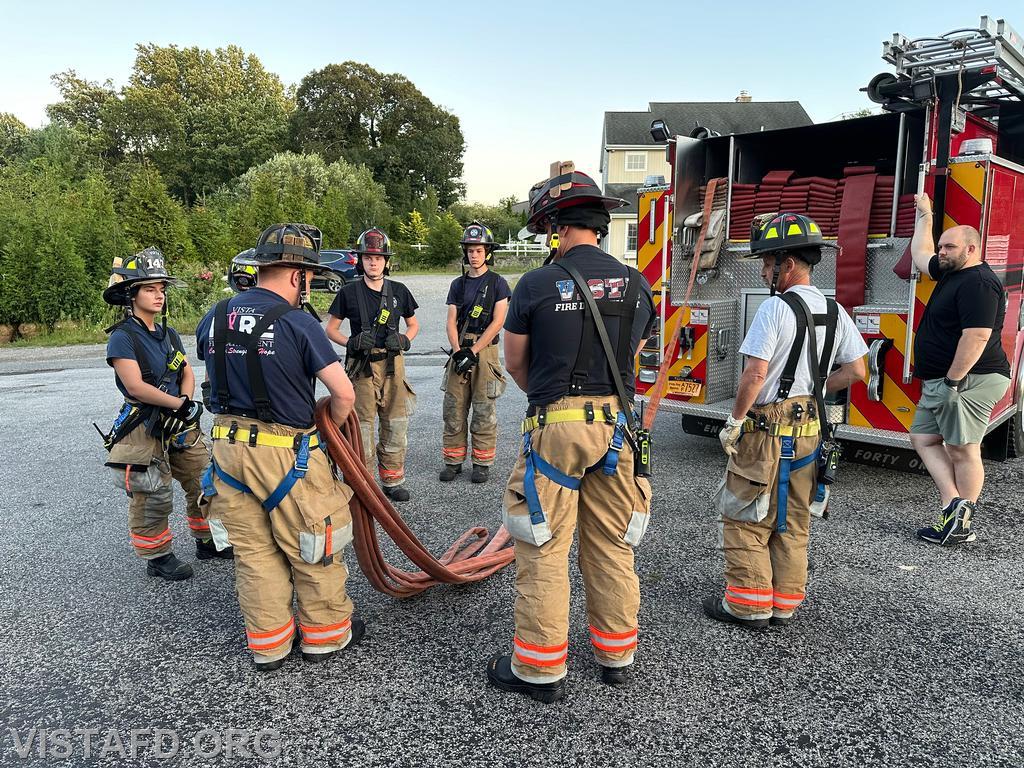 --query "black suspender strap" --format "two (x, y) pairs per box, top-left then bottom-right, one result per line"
(354, 281), (374, 336)
(778, 293), (840, 441)
(819, 300), (839, 384)
(213, 298), (232, 407)
(556, 261), (637, 433)
(777, 294), (807, 400)
(244, 304), (295, 422)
